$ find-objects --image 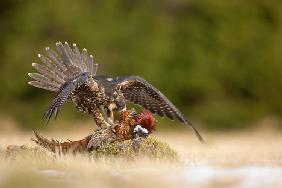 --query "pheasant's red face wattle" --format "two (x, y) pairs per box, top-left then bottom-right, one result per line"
(136, 110), (157, 133)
